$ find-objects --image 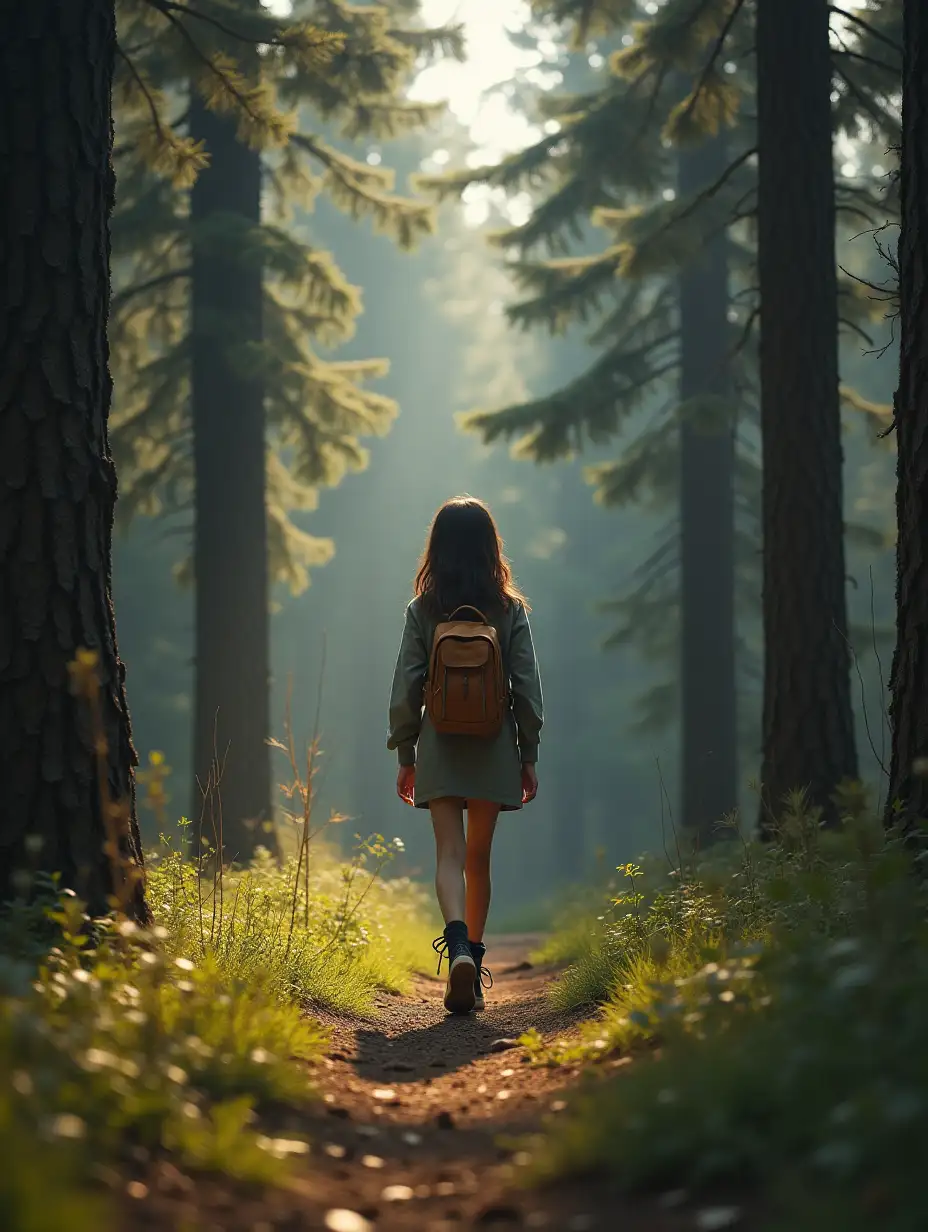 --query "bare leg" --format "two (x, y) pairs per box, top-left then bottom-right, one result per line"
(465, 800), (500, 942)
(429, 797), (467, 924)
